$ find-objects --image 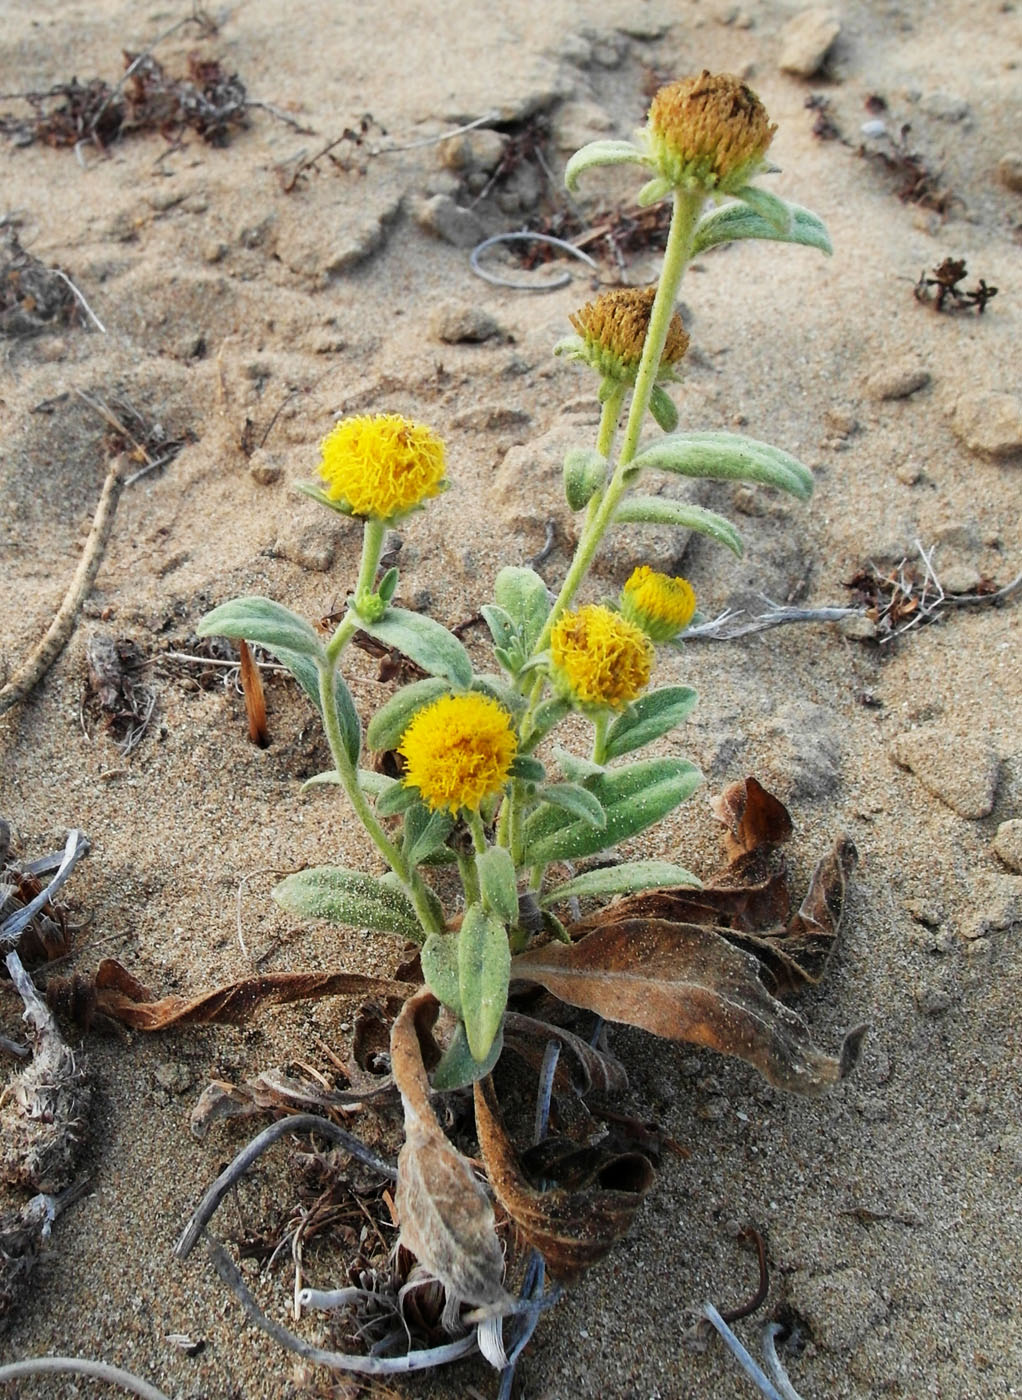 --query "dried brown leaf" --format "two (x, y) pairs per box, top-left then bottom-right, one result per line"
(512, 919), (864, 1095)
(391, 989), (511, 1311)
(474, 1074), (654, 1283)
(189, 1069), (394, 1140)
(502, 1011), (628, 1097)
(710, 774), (793, 861)
(67, 959), (416, 1029)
